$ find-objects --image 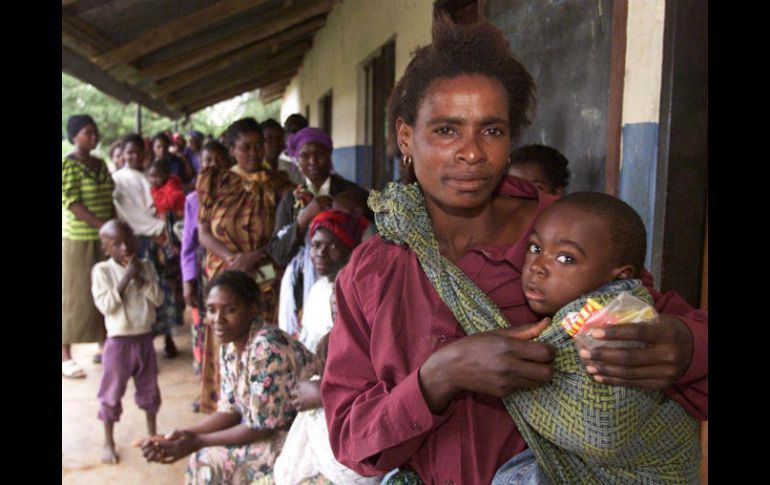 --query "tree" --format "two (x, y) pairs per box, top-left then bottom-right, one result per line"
(62, 73), (282, 159)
